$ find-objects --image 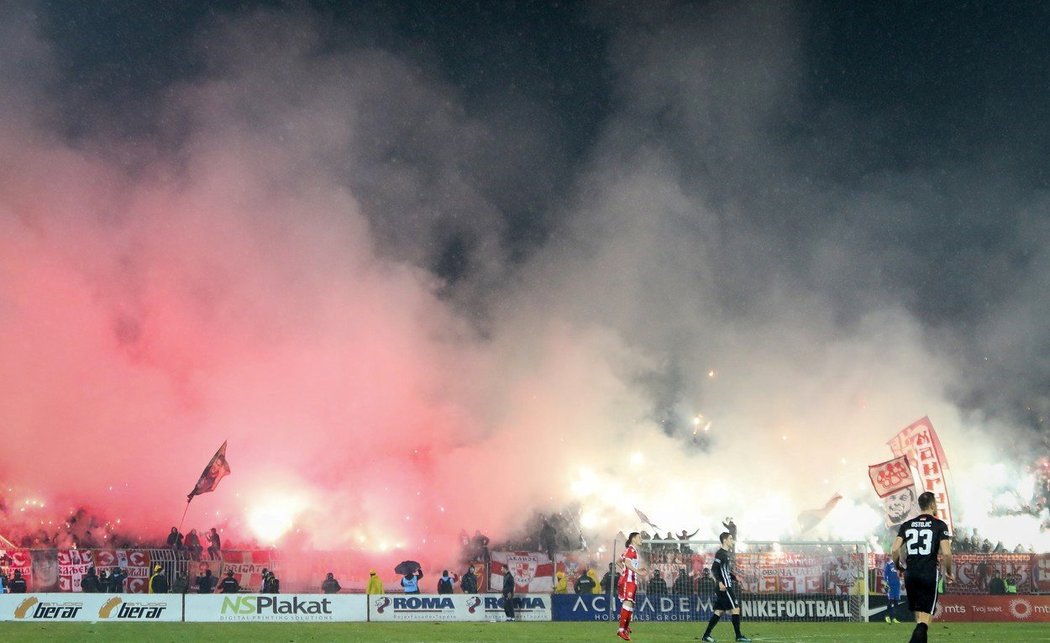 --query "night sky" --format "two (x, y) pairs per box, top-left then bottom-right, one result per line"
(30, 0), (1050, 427)
(2, 1), (1049, 552)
